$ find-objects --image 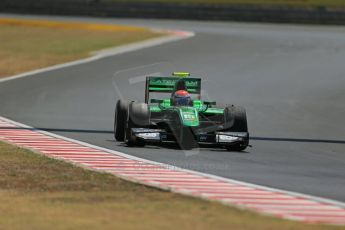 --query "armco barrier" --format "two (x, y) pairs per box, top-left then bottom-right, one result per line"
(1, 1), (345, 25)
